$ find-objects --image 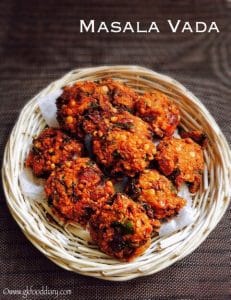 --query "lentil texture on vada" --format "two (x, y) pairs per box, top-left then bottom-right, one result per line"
(128, 169), (186, 222)
(155, 137), (204, 192)
(26, 128), (83, 177)
(135, 91), (180, 137)
(45, 158), (115, 226)
(89, 193), (153, 261)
